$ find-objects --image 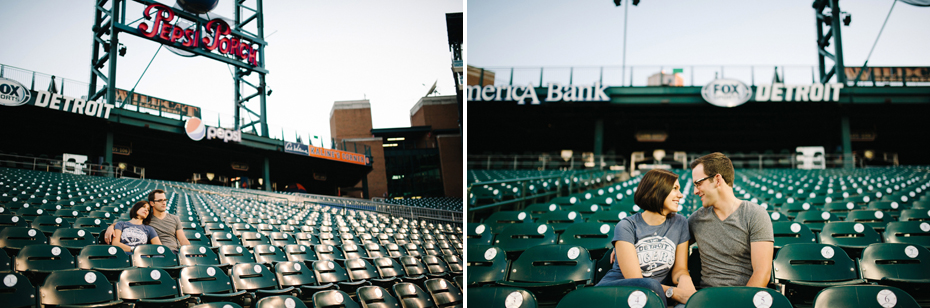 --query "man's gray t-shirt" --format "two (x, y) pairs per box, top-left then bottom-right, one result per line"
(149, 213), (182, 251)
(688, 200), (774, 287)
(607, 213), (690, 283)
